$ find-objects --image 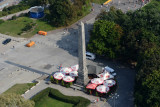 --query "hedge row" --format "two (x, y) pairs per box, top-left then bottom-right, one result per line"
(32, 87), (90, 107)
